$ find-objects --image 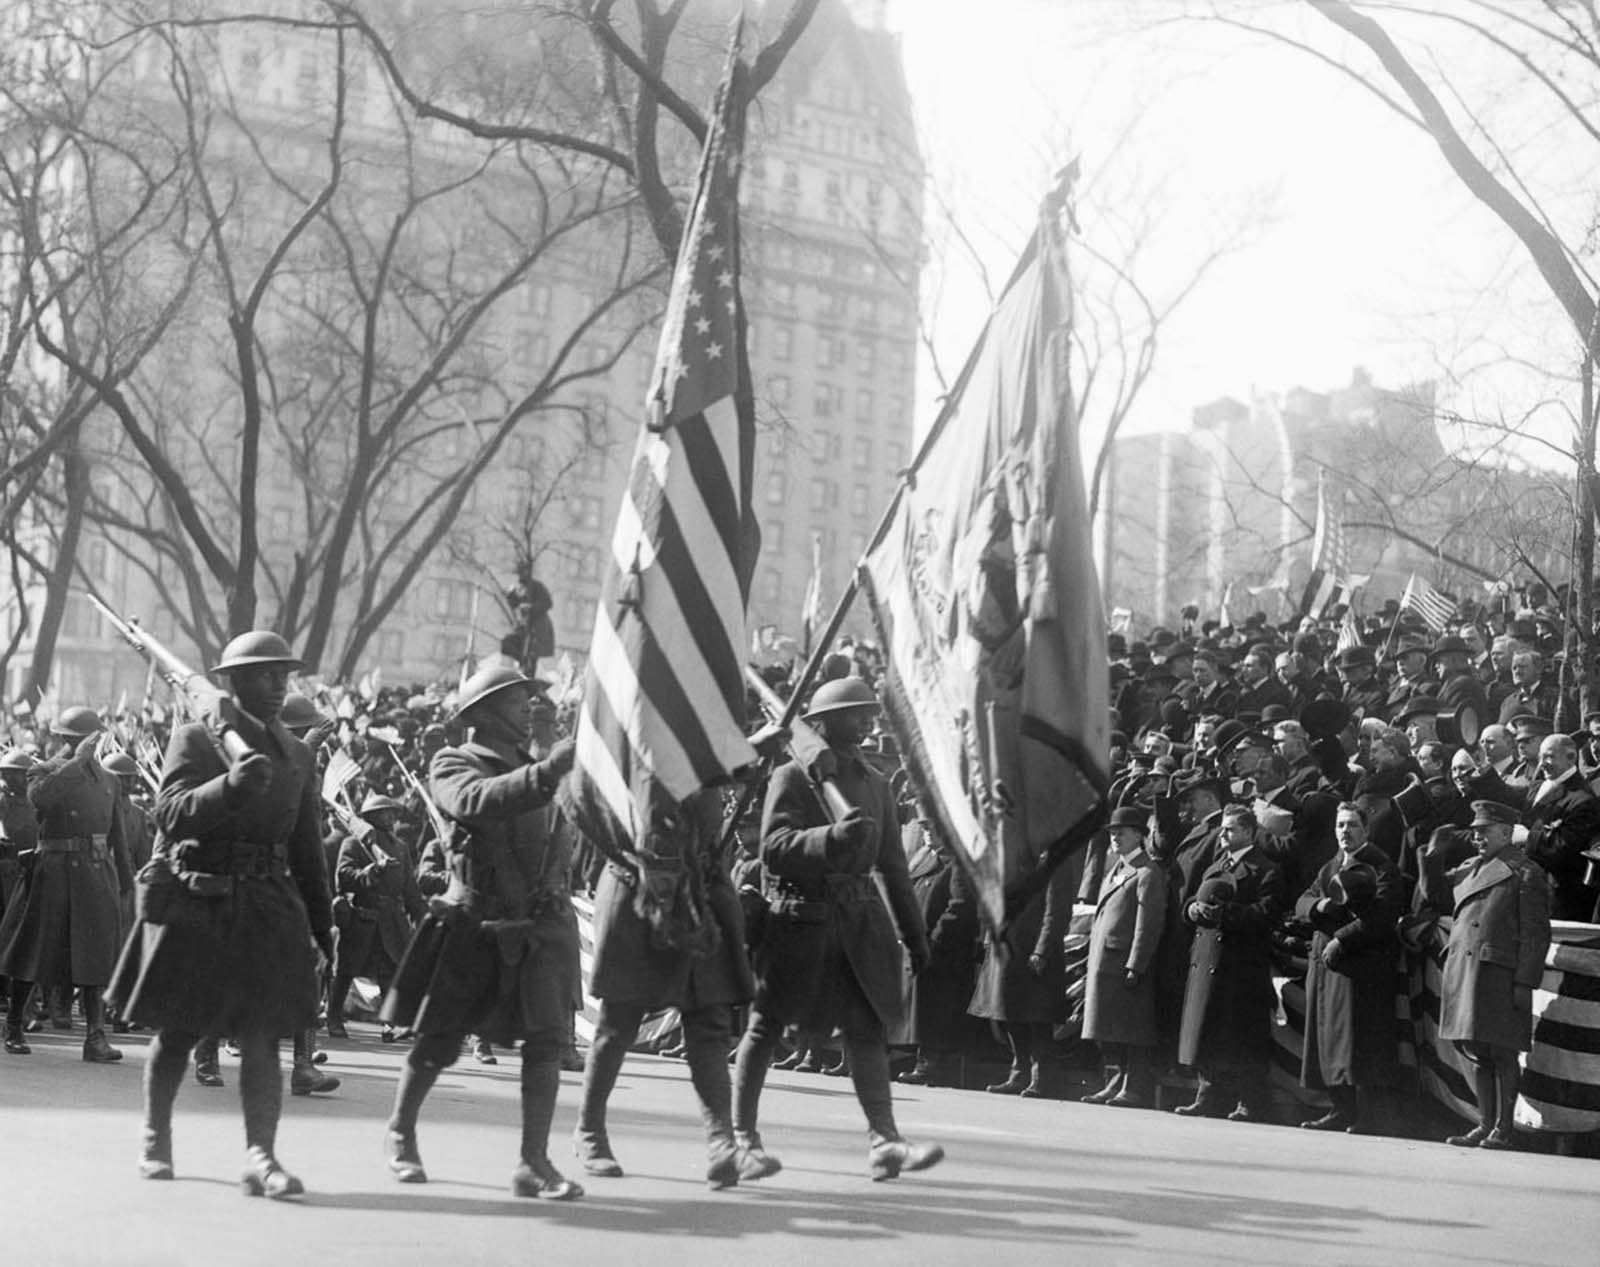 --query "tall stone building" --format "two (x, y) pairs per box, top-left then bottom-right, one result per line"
(0, 0), (922, 704)
(1100, 368), (1569, 632)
